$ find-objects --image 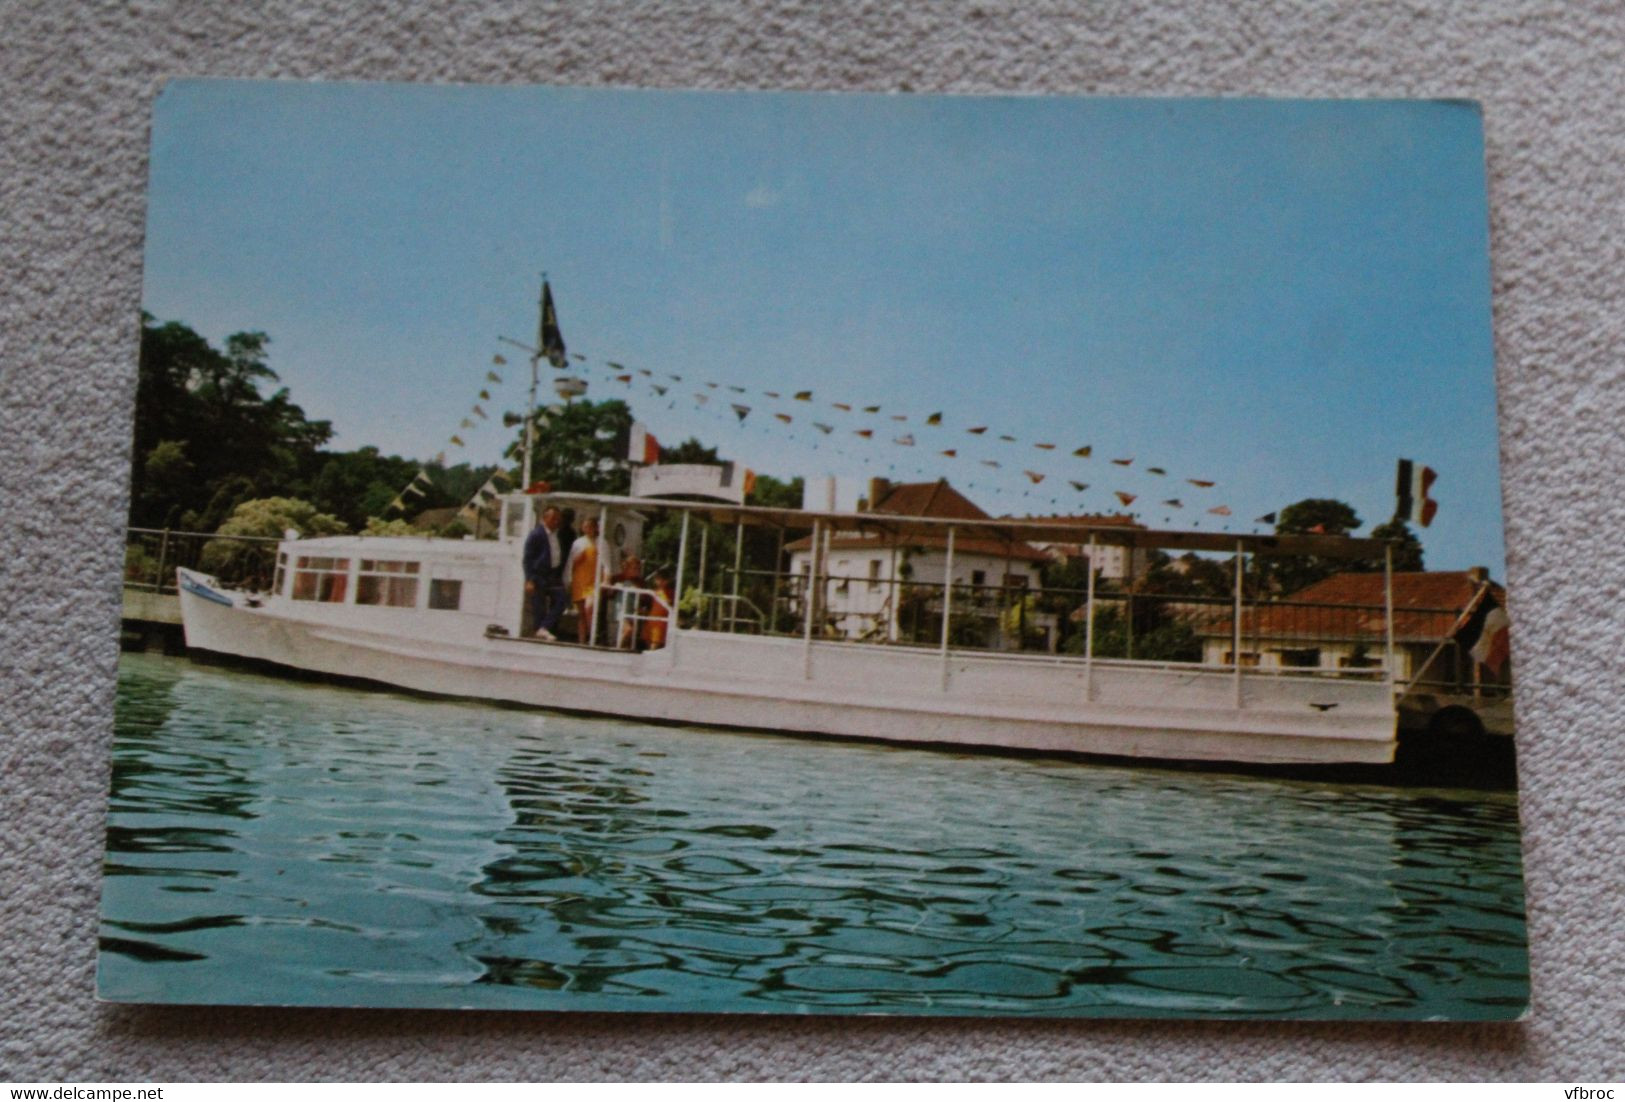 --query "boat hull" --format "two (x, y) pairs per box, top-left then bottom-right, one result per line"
(178, 570), (1398, 767)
